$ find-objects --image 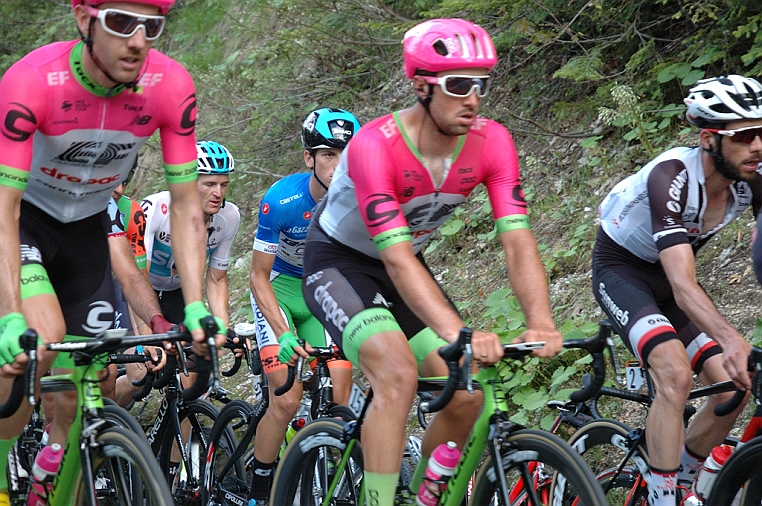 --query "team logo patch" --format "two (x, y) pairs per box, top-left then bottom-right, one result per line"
(161, 203), (168, 214)
(303, 211), (312, 220)
(262, 203), (270, 214)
